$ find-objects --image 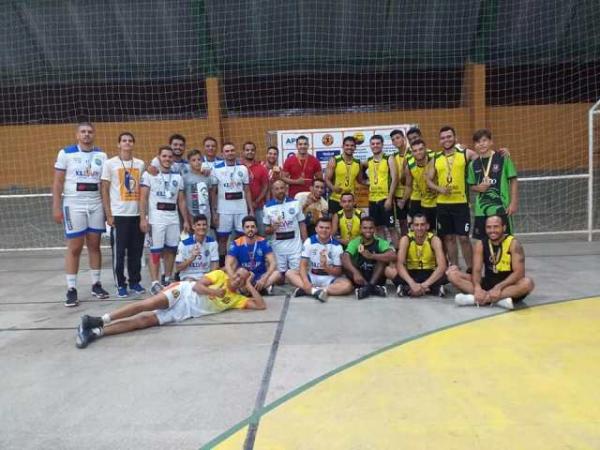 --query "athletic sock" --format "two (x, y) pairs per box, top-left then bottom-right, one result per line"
(101, 313), (112, 325)
(310, 287), (318, 295)
(66, 274), (77, 290)
(90, 270), (101, 285)
(91, 327), (104, 337)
